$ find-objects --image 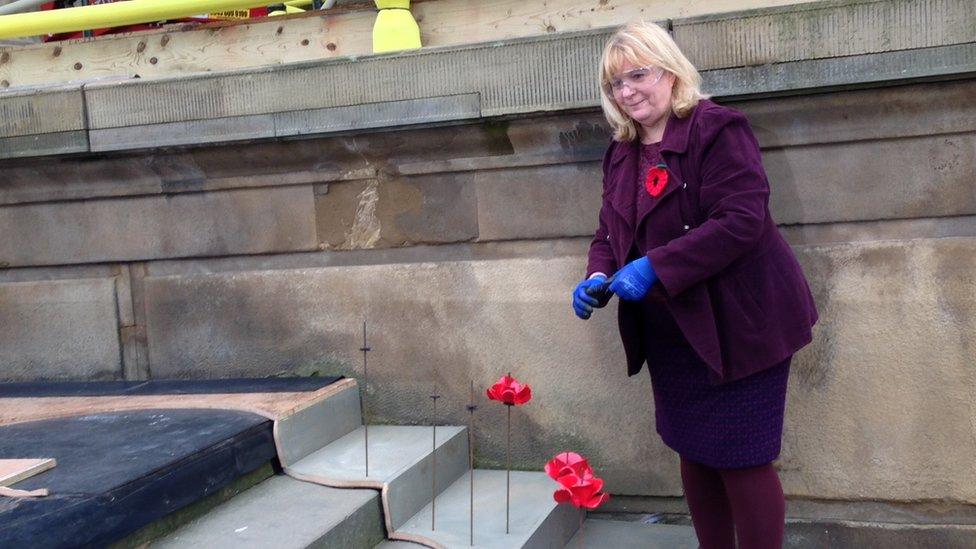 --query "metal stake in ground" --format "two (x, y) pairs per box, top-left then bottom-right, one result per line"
(506, 401), (512, 533)
(359, 320), (370, 478)
(466, 380), (478, 547)
(505, 371), (512, 535)
(430, 390), (441, 530)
